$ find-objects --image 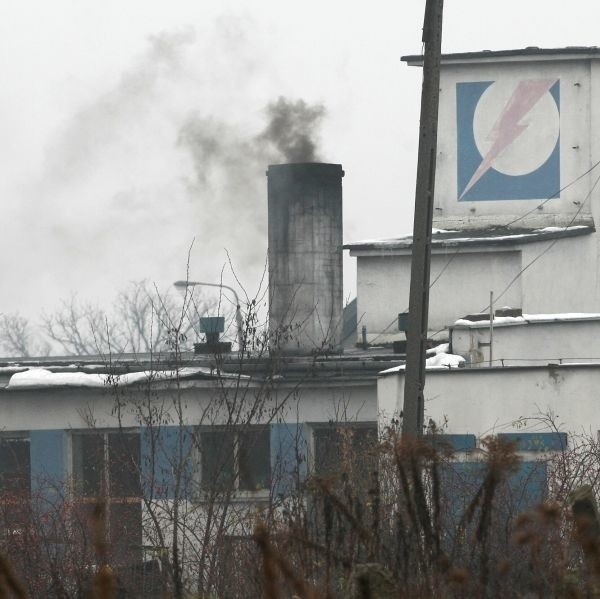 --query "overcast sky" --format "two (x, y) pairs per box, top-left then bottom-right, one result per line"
(2, 0), (599, 319)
